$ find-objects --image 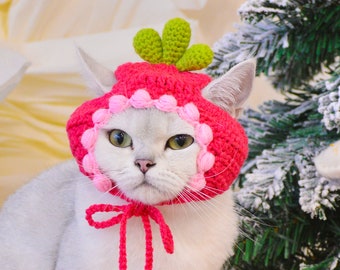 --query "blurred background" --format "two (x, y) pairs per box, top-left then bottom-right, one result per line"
(0, 0), (280, 204)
